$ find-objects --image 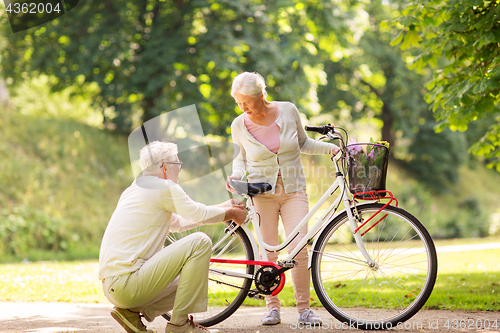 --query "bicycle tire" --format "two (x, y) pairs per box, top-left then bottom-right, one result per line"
(311, 203), (437, 330)
(162, 222), (255, 327)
